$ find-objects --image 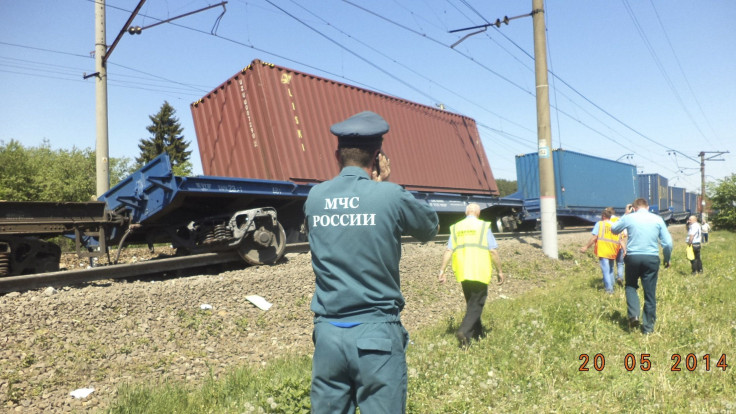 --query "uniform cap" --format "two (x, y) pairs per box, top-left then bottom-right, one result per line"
(330, 111), (389, 148)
